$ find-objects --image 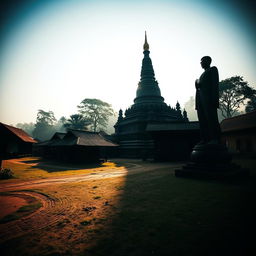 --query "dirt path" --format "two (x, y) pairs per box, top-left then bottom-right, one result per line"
(0, 160), (181, 192)
(0, 159), (183, 255)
